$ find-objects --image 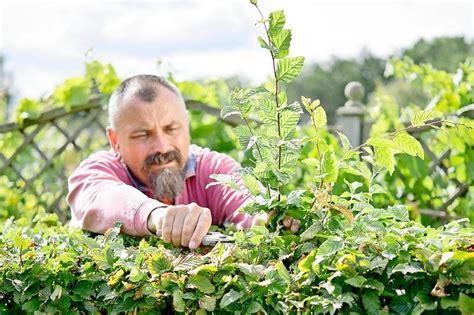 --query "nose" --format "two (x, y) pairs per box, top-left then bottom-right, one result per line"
(150, 133), (172, 154)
